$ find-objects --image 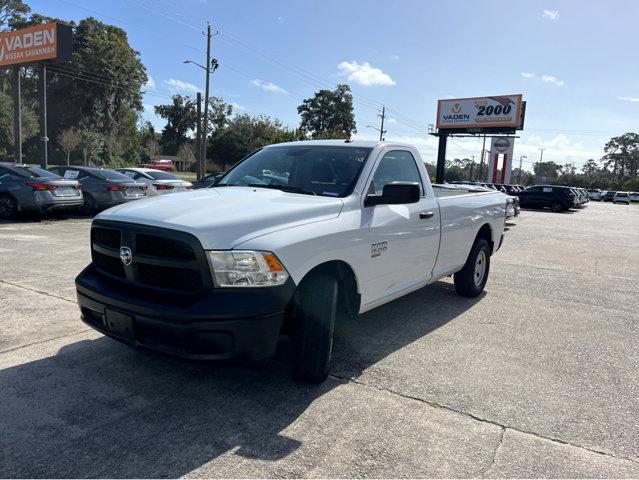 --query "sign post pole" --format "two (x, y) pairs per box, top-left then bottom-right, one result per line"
(39, 64), (48, 168)
(435, 133), (447, 184)
(13, 66), (22, 163)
